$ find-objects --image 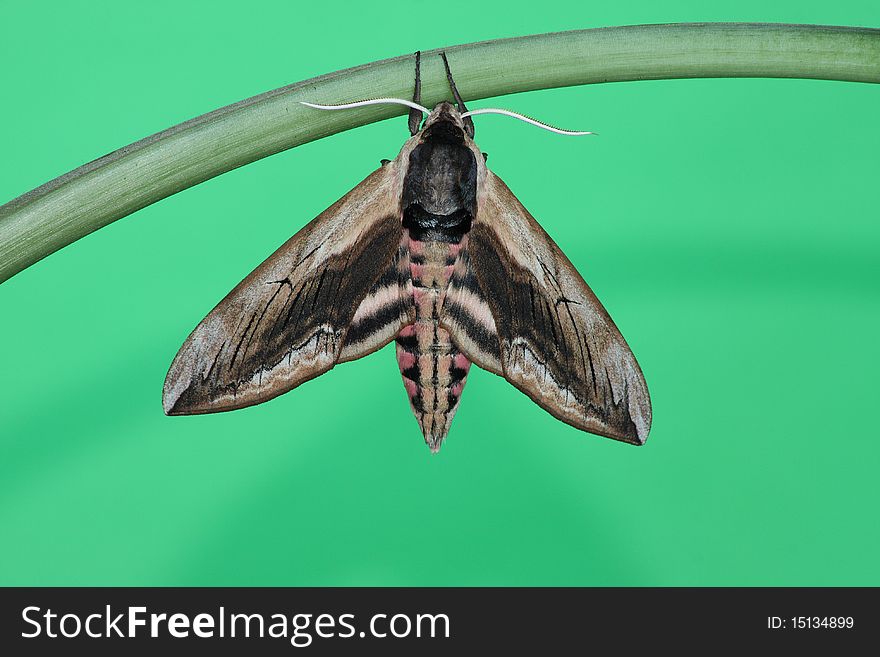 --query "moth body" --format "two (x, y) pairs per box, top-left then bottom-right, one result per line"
(396, 238), (472, 451)
(394, 103), (479, 450)
(163, 54), (652, 453)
